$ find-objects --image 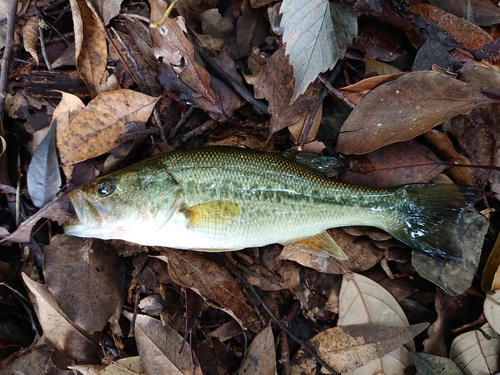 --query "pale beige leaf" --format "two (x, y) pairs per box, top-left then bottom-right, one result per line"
(123, 311), (202, 375)
(450, 323), (500, 375)
(484, 292), (500, 336)
(21, 273), (100, 363)
(238, 325), (276, 375)
(22, 16), (39, 65)
(338, 272), (414, 374)
(56, 89), (159, 165)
